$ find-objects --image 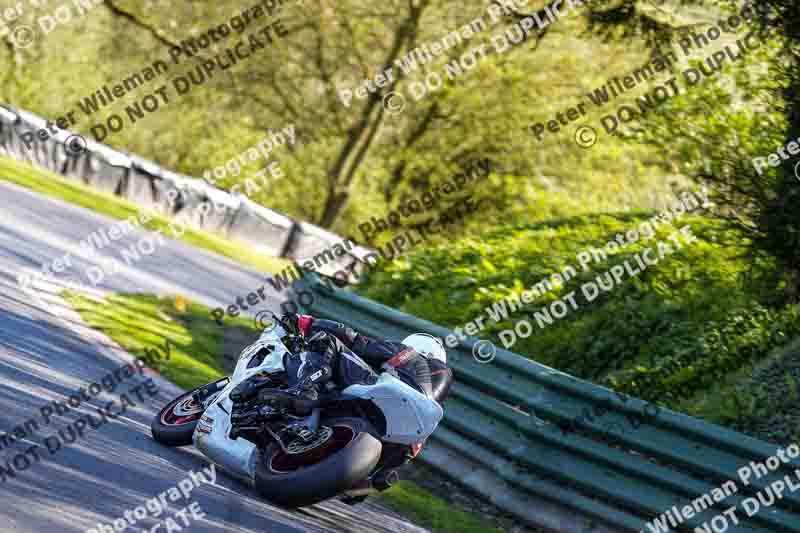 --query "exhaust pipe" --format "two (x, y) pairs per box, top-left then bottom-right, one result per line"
(341, 469), (400, 498)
